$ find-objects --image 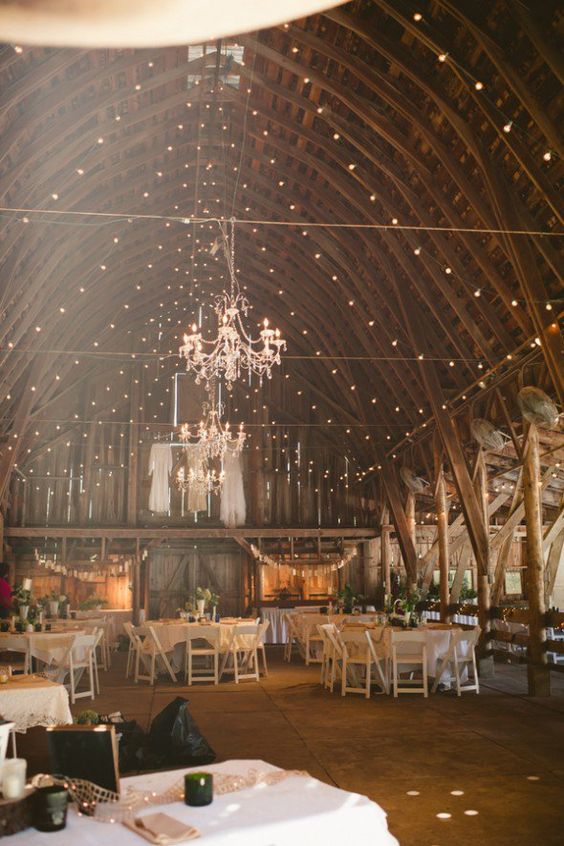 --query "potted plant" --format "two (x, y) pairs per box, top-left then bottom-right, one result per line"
(194, 587), (211, 617)
(12, 585), (32, 621)
(338, 584), (357, 614)
(47, 590), (66, 618)
(79, 595), (108, 611)
(392, 589), (422, 627)
(76, 710), (100, 726)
